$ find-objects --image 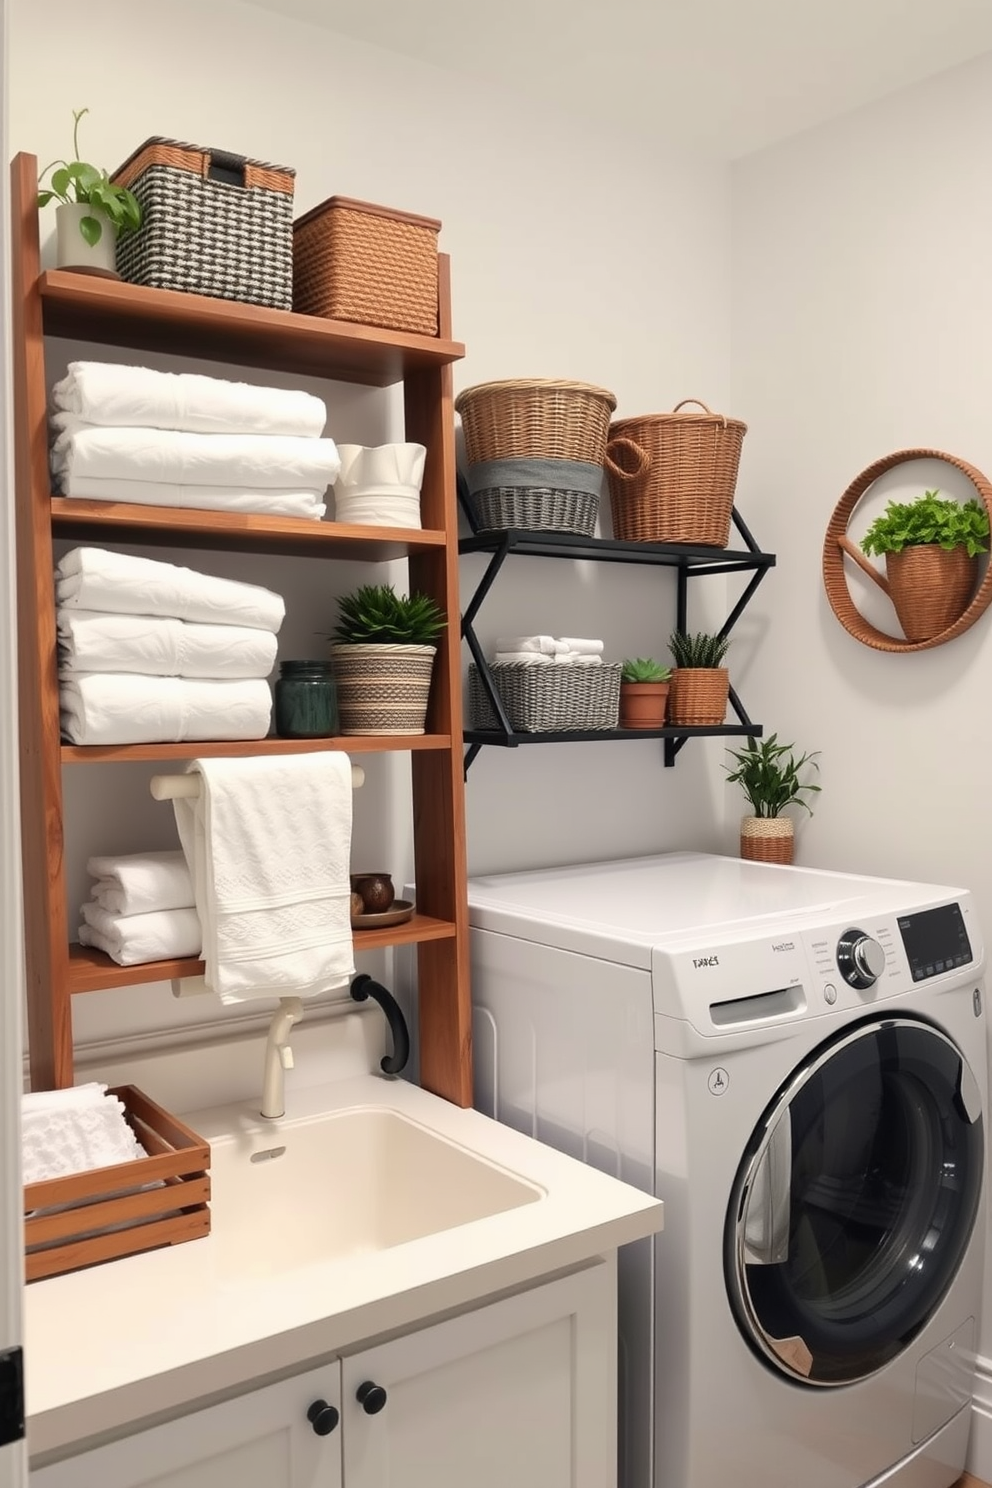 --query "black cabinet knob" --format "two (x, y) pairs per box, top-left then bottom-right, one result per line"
(307, 1399), (340, 1436)
(356, 1380), (388, 1415)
